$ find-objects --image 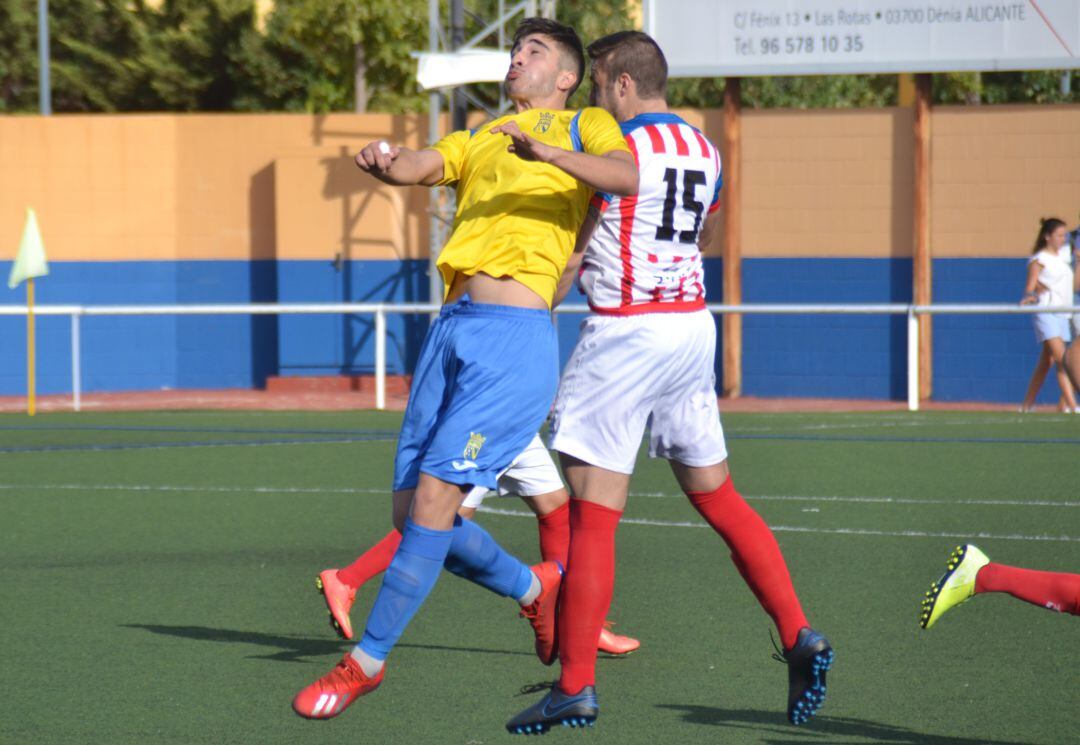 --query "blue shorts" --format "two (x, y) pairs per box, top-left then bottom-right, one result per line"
(1032, 312), (1072, 344)
(392, 296), (558, 492)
